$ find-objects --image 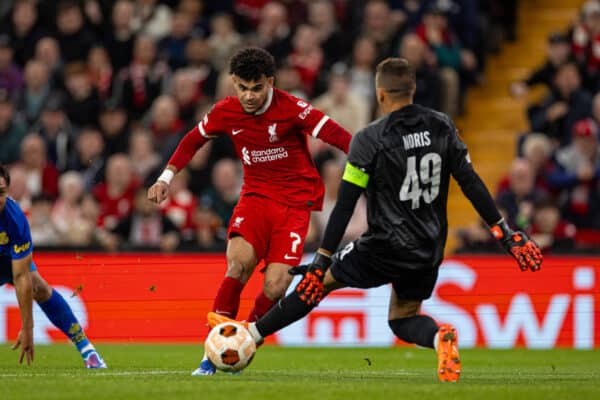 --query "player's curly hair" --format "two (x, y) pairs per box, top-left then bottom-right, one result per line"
(229, 47), (276, 81)
(0, 164), (10, 187)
